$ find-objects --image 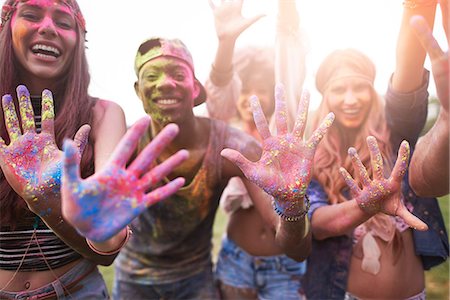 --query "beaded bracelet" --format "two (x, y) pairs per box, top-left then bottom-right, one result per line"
(403, 0), (438, 9)
(272, 194), (310, 222)
(86, 226), (132, 256)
